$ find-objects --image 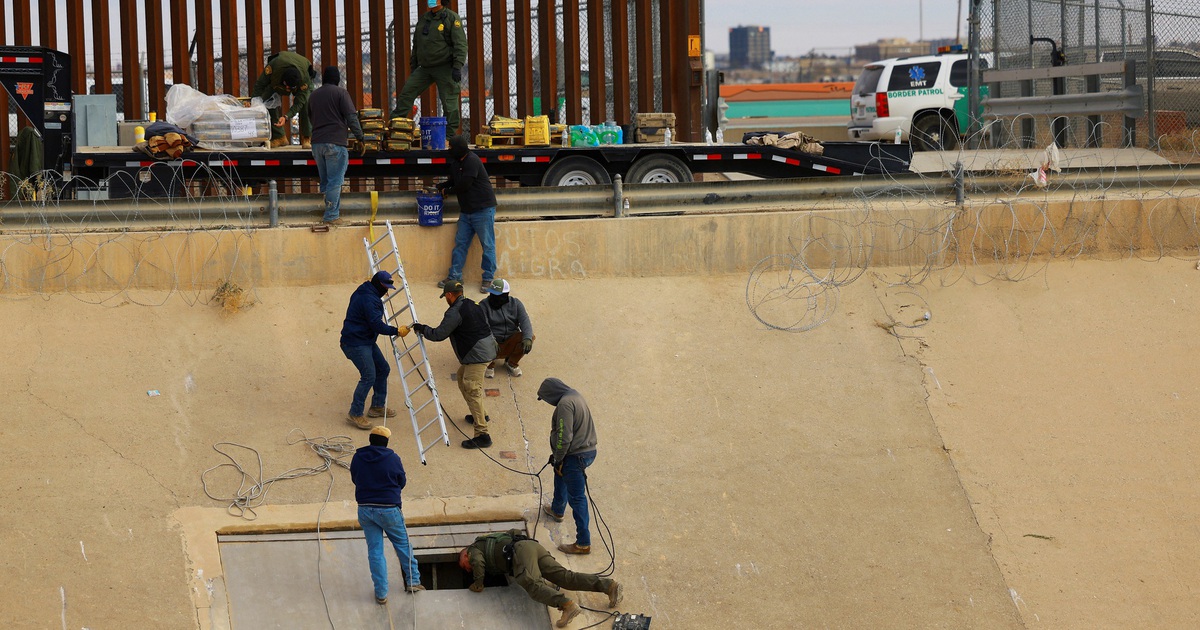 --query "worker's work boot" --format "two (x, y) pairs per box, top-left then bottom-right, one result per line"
(558, 543), (591, 555)
(461, 434), (493, 449)
(347, 414), (372, 430)
(300, 135), (312, 149)
(405, 583), (425, 592)
(367, 406), (397, 418)
(269, 137), (289, 148)
(556, 600), (582, 628)
(542, 504), (564, 523)
(606, 581), (623, 608)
